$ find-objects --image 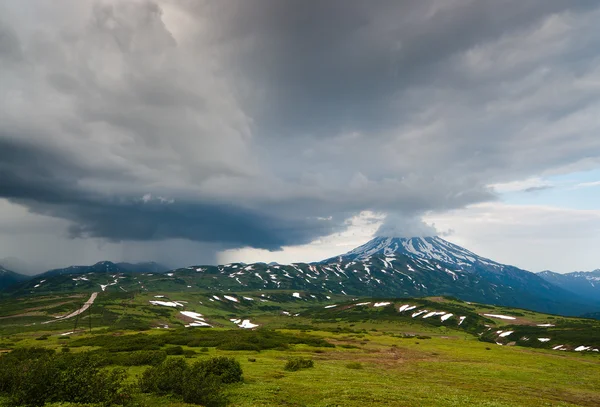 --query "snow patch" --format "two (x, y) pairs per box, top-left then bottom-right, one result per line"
(238, 319), (259, 329)
(412, 310), (428, 318)
(149, 300), (183, 307)
(185, 321), (211, 327)
(180, 311), (204, 320)
(483, 314), (516, 320)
